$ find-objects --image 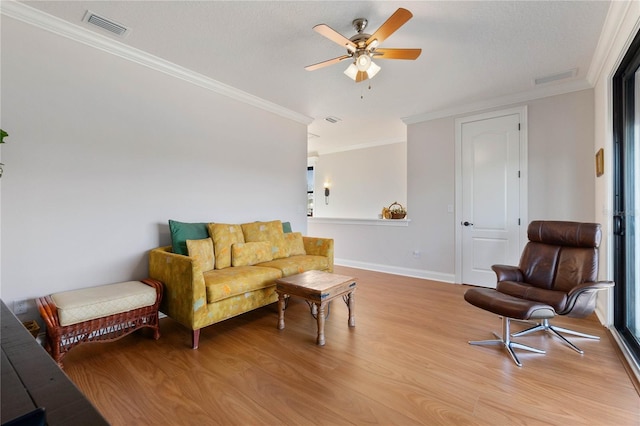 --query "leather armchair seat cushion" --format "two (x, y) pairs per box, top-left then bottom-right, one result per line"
(497, 280), (568, 313)
(464, 288), (556, 320)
